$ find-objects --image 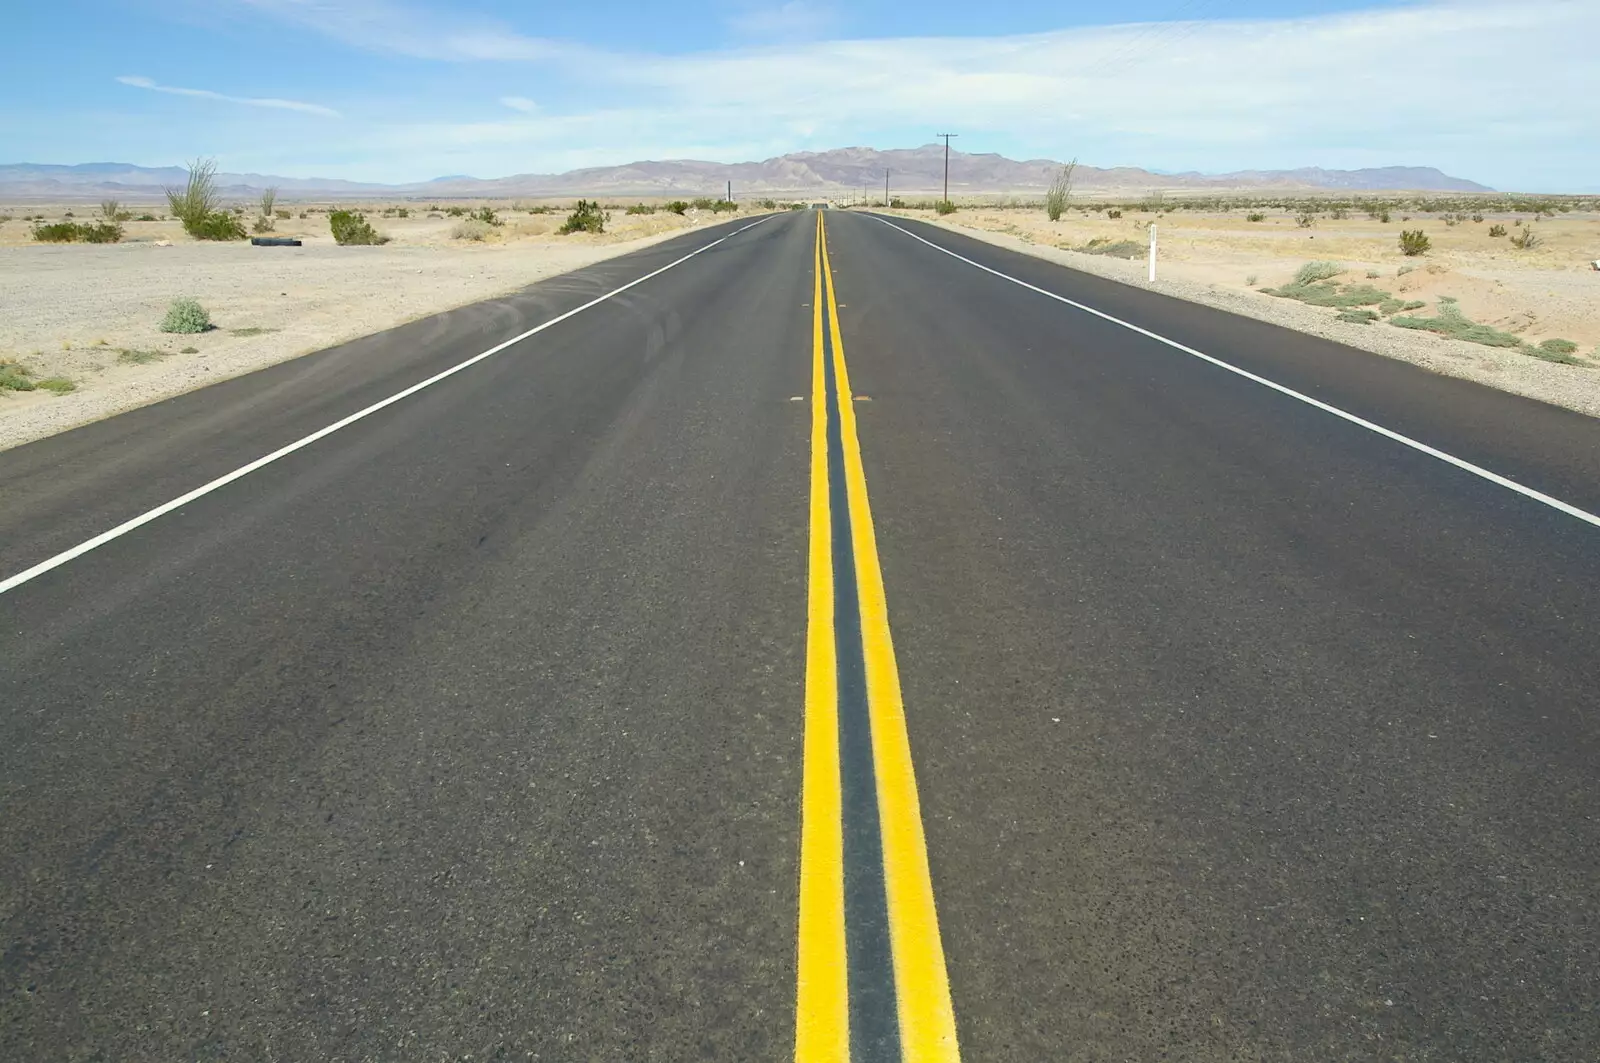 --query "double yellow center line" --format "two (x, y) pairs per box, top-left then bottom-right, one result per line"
(797, 212), (961, 1062)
